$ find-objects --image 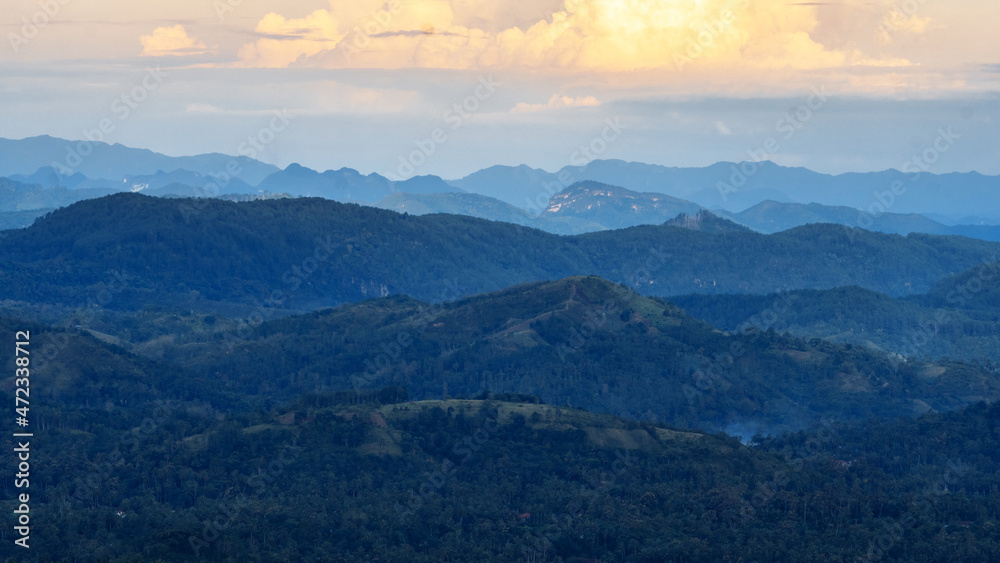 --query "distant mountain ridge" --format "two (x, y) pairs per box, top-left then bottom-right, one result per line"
(256, 163), (396, 202)
(446, 159), (1000, 222)
(723, 200), (1000, 241)
(447, 163), (553, 208)
(0, 135), (279, 184)
(0, 176), (118, 213)
(4, 136), (1000, 239)
(373, 191), (604, 235)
